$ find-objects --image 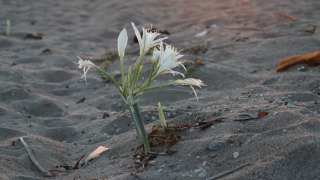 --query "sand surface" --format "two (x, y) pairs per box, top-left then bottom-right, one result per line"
(1, 0), (320, 179)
